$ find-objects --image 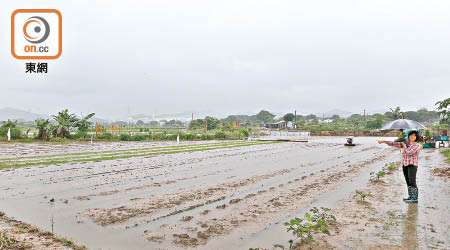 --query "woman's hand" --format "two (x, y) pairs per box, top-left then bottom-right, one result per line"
(401, 142), (407, 148)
